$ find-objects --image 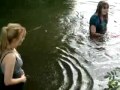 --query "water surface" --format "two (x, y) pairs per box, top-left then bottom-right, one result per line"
(0, 0), (120, 90)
